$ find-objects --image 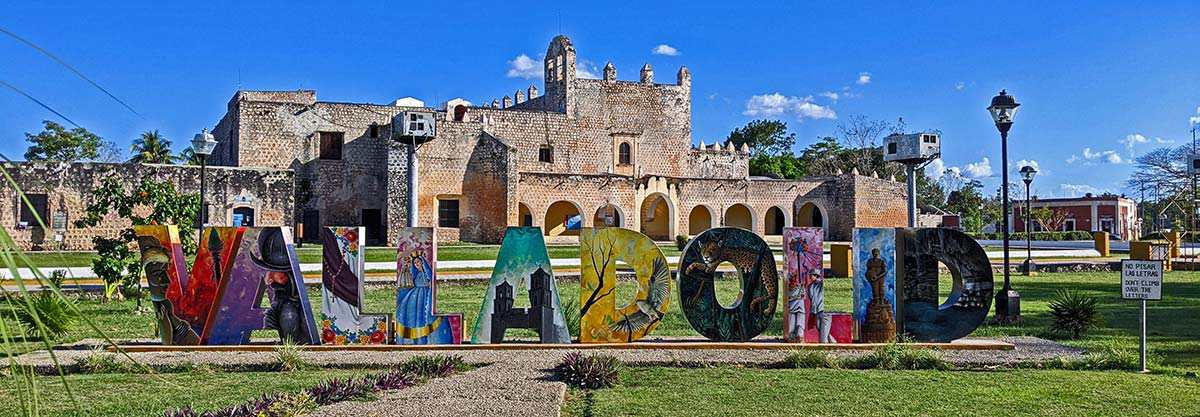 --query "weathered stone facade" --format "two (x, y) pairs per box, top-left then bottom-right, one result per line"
(209, 35), (906, 244)
(0, 162), (293, 250)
